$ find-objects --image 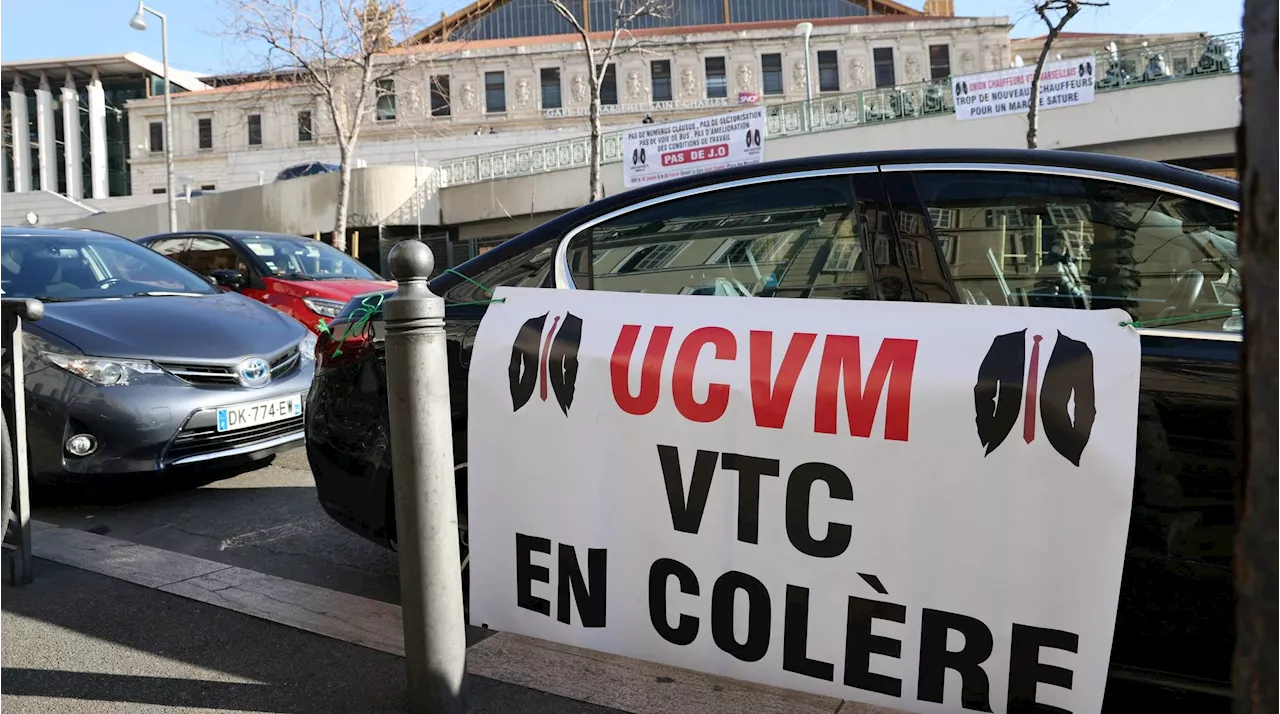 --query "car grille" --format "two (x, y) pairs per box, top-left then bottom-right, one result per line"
(166, 415), (304, 462)
(158, 347), (301, 386)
